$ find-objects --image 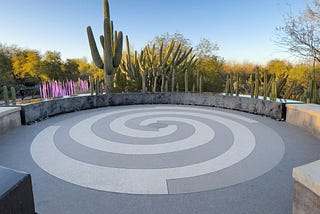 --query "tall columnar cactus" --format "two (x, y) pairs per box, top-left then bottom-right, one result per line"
(170, 46), (193, 92)
(199, 75), (202, 93)
(87, 0), (123, 92)
(270, 80), (277, 101)
(250, 74), (254, 98)
(2, 86), (9, 105)
(254, 68), (259, 99)
(225, 75), (230, 95)
(263, 70), (268, 100)
(312, 59), (317, 103)
(283, 80), (296, 99)
(230, 73), (234, 96)
(312, 77), (317, 104)
(120, 36), (142, 91)
(95, 77), (100, 95)
(306, 79), (313, 103)
(181, 55), (196, 93)
(236, 72), (240, 96)
(10, 87), (16, 105)
(196, 69), (200, 92)
(89, 76), (94, 95)
(165, 80), (168, 92)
